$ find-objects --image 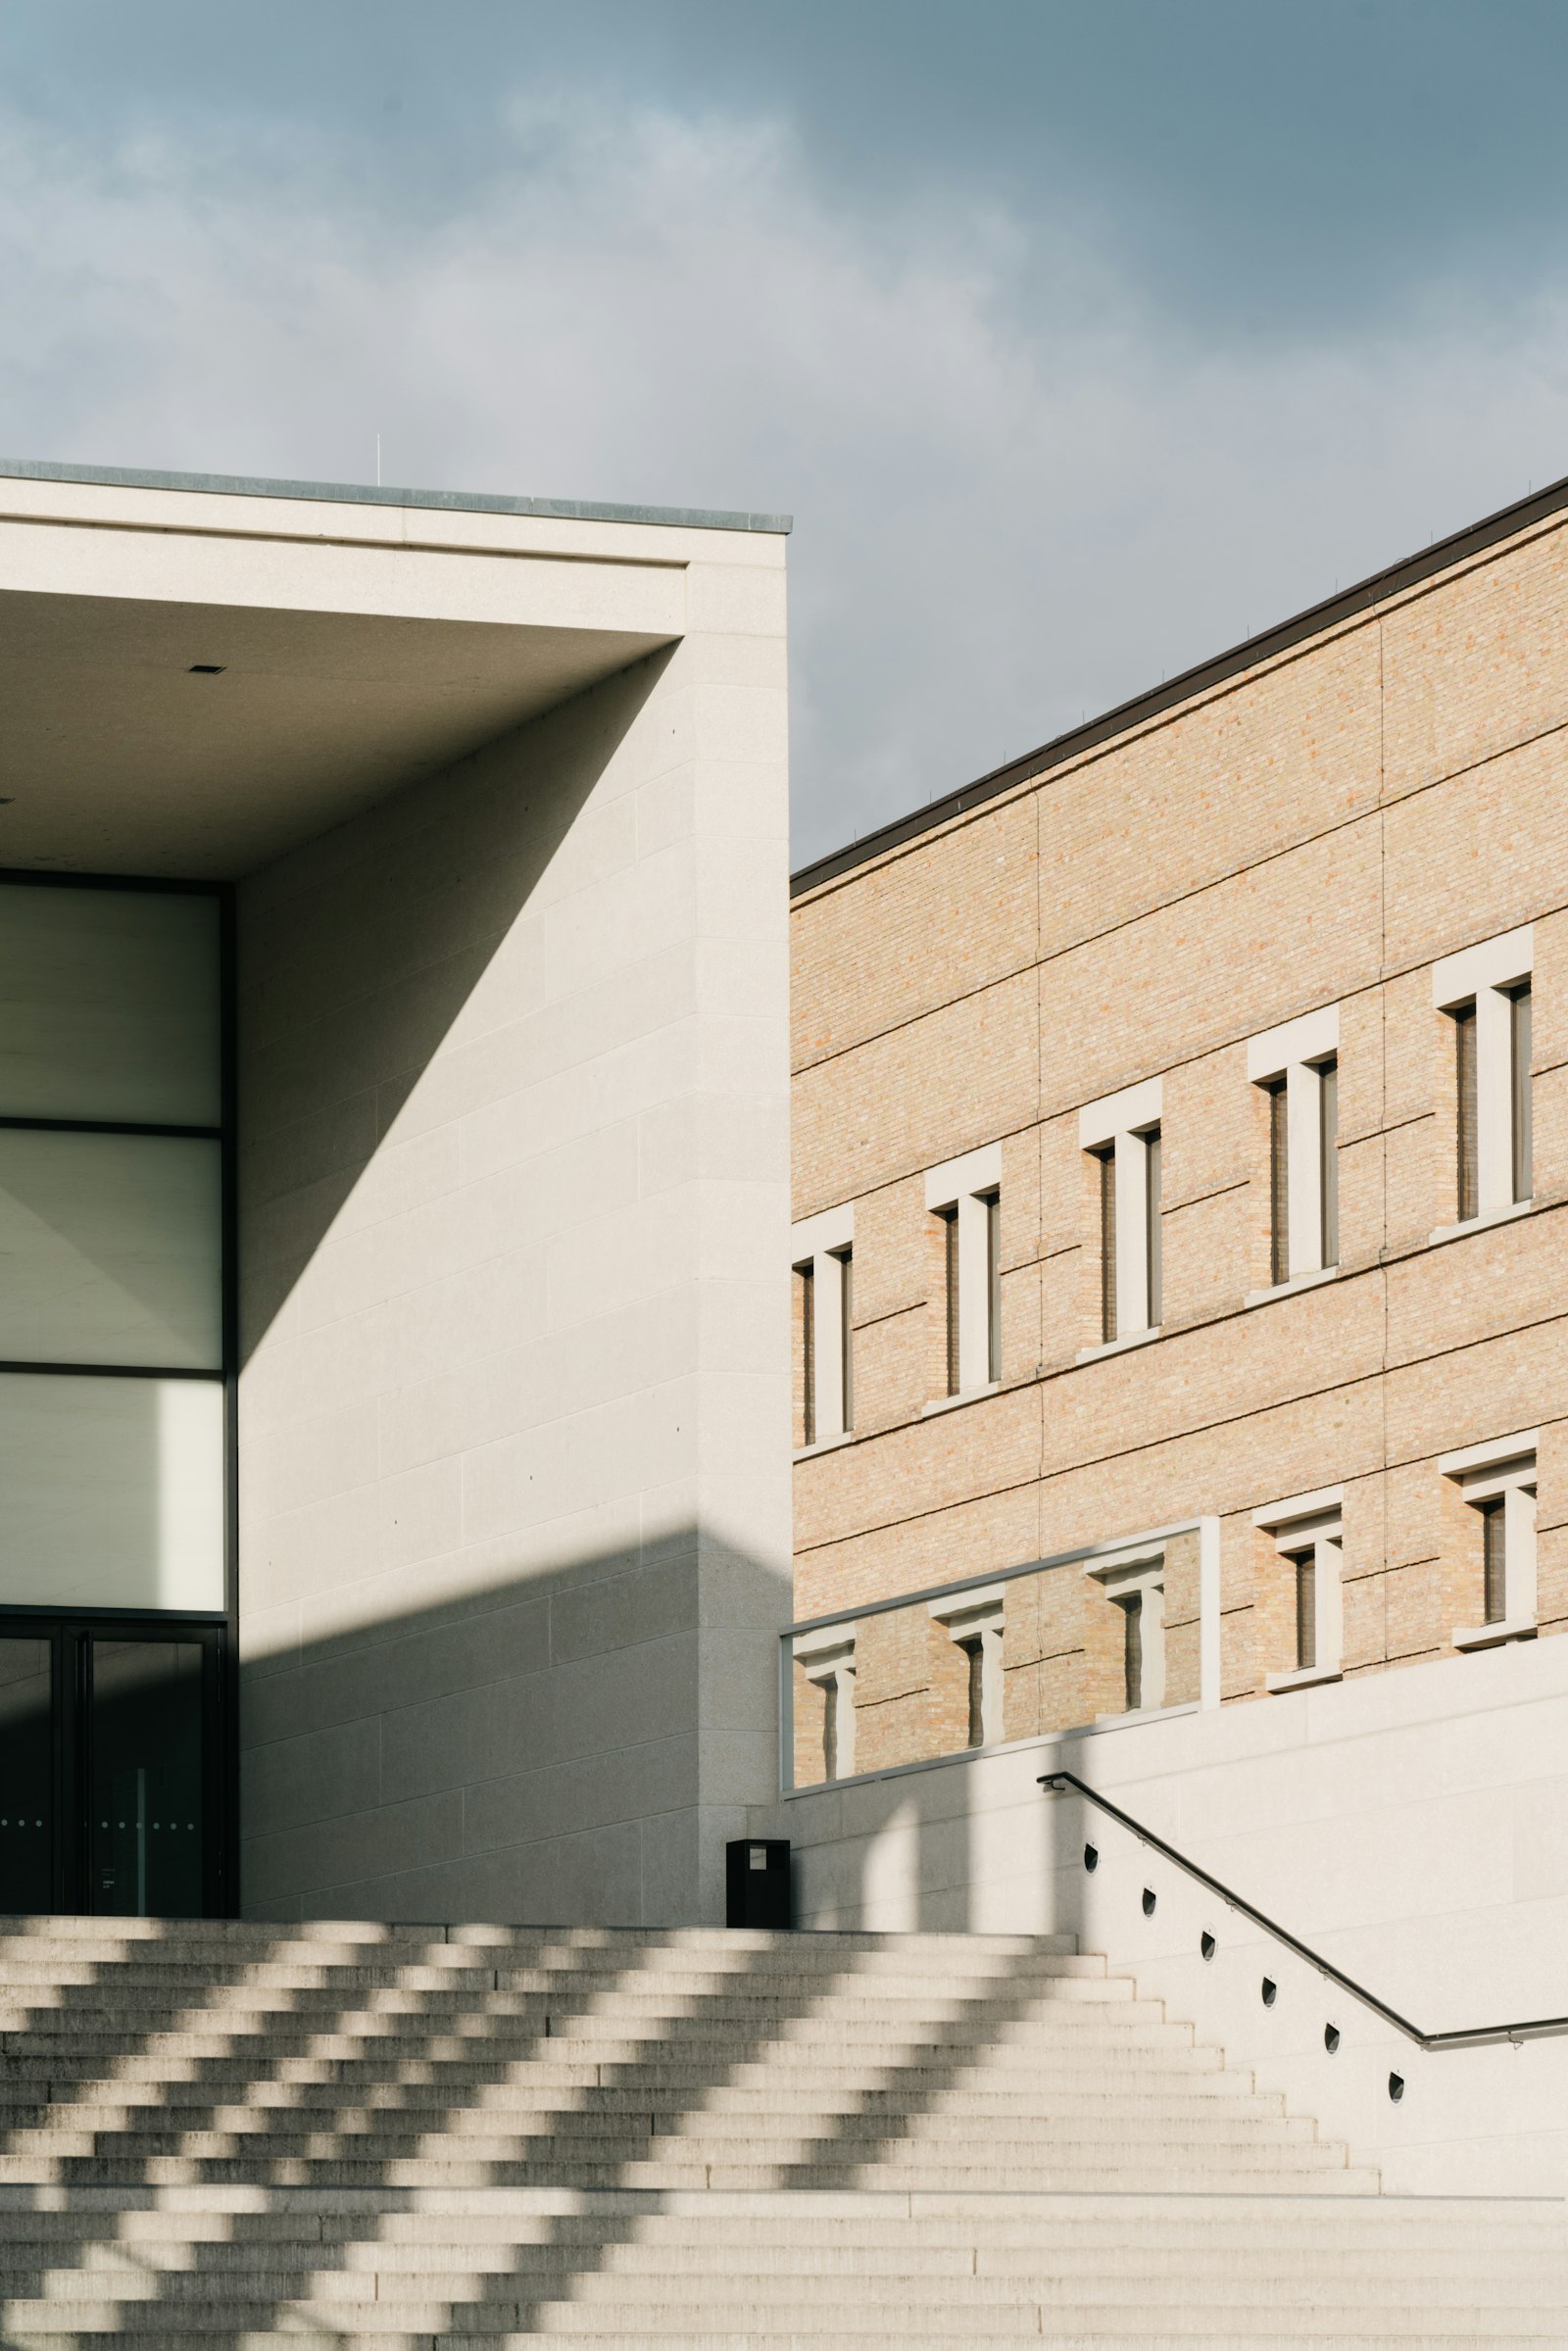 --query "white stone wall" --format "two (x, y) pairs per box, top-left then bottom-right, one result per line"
(757, 1635), (1568, 2194)
(237, 557), (791, 1927)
